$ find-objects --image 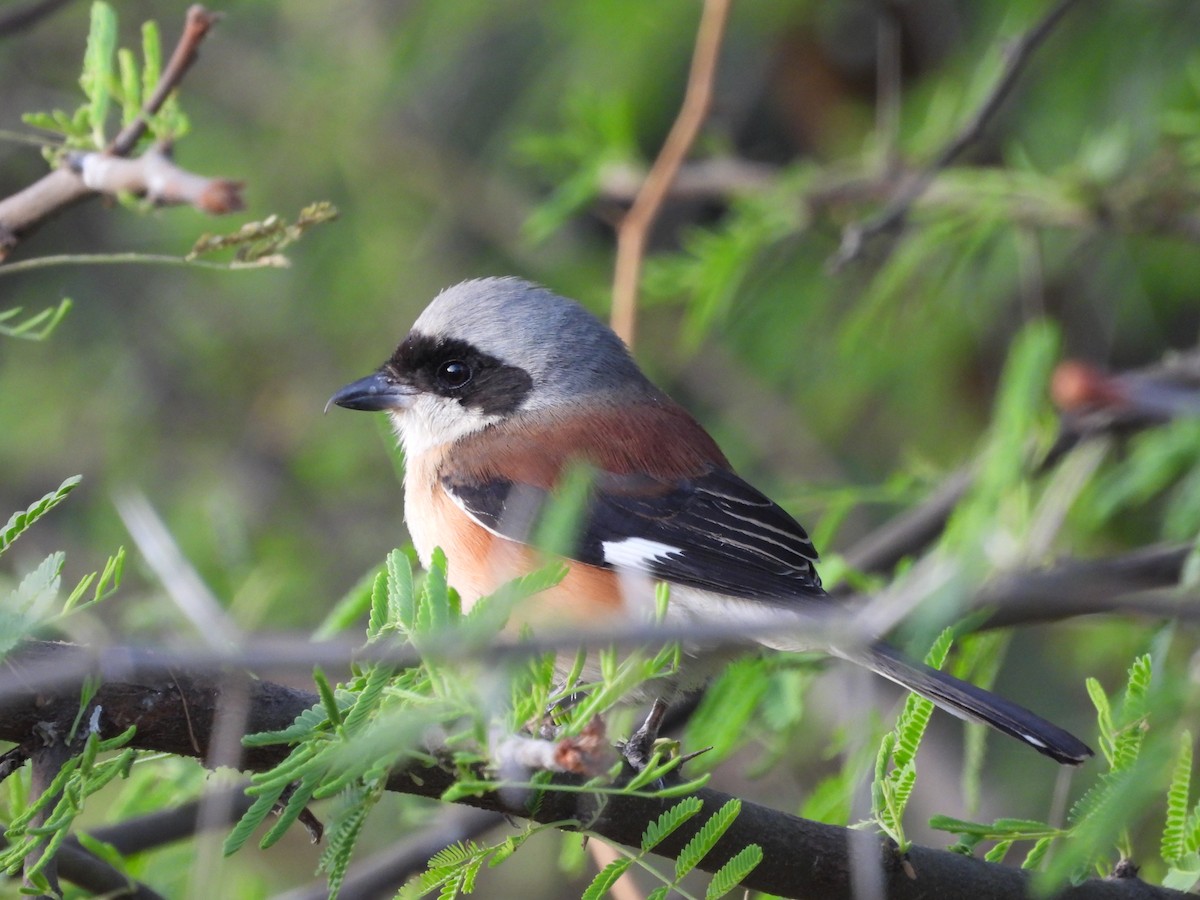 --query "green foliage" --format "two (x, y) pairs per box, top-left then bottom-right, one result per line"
(8, 3), (1200, 897)
(228, 548), (694, 896)
(1074, 420), (1200, 542)
(0, 478), (125, 659)
(644, 169), (810, 344)
(641, 796), (702, 851)
(400, 827), (548, 900)
(932, 652), (1198, 892)
(682, 658), (770, 771)
(23, 1), (186, 156)
(1159, 731), (1200, 891)
(516, 92), (637, 244)
(0, 475), (80, 556)
(871, 628), (953, 851)
(0, 726), (137, 880)
(571, 799), (759, 900)
(0, 299), (72, 341)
